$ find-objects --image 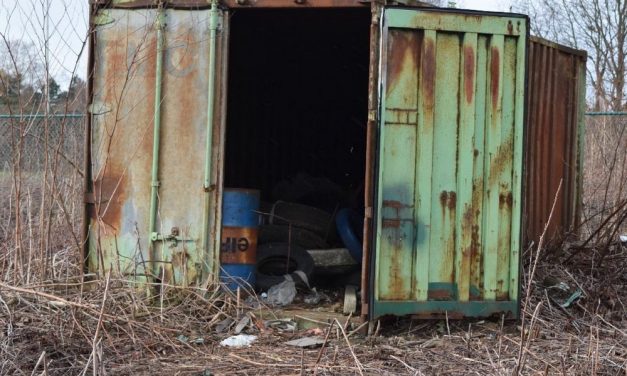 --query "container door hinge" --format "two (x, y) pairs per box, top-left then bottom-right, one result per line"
(216, 13), (224, 31)
(368, 110), (378, 122)
(364, 206), (373, 218)
(151, 227), (196, 246)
